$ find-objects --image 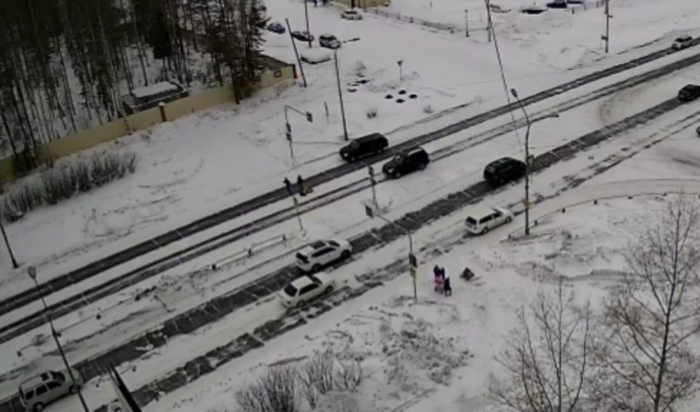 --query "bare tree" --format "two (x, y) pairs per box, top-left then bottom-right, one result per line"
(236, 366), (299, 412)
(490, 278), (593, 412)
(590, 194), (700, 412)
